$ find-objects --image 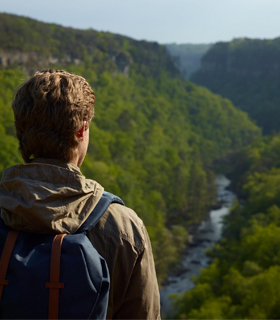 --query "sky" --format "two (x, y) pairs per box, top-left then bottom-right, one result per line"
(1, 0), (280, 44)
